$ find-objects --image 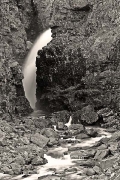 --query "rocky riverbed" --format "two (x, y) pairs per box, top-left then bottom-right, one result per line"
(0, 109), (120, 180)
